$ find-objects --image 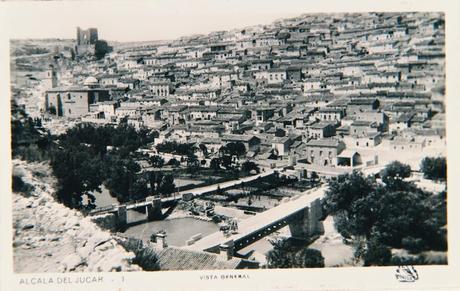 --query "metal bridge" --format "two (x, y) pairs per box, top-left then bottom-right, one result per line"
(183, 185), (327, 253)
